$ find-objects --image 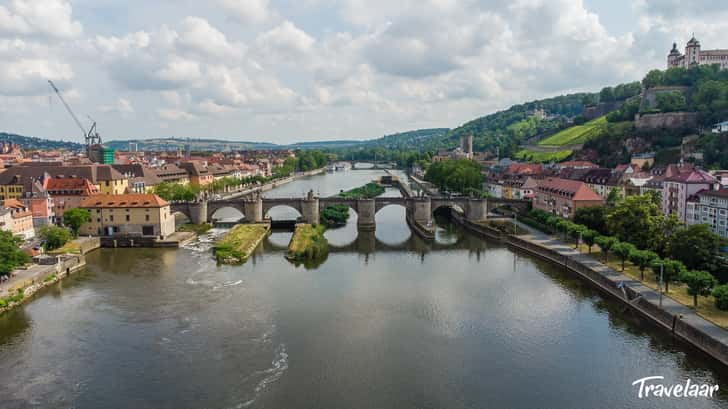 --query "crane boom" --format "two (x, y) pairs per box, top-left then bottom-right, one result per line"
(47, 80), (87, 139)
